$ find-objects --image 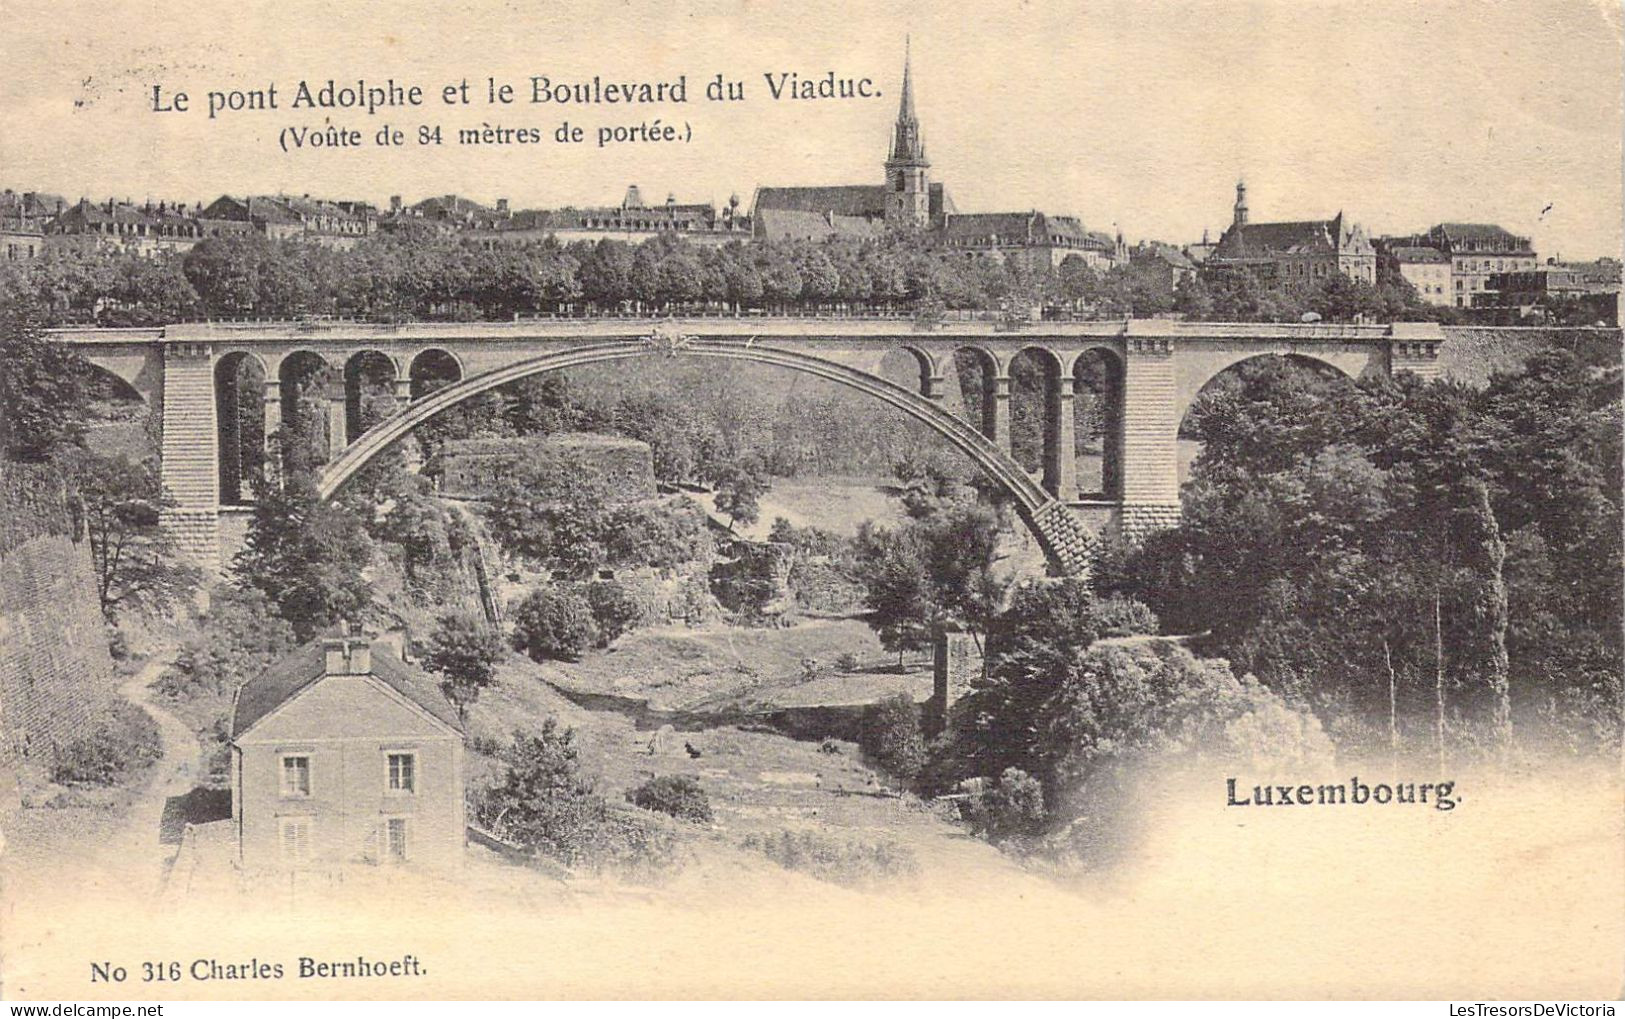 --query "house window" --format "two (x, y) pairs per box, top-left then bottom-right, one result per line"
(387, 752), (416, 794)
(385, 817), (409, 863)
(280, 755), (311, 797)
(280, 817), (313, 862)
